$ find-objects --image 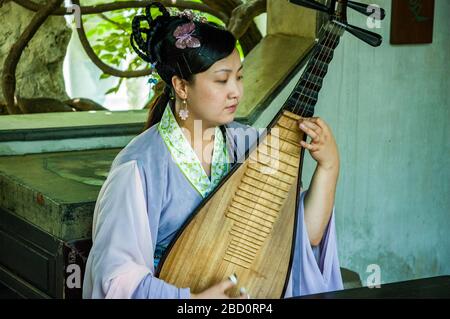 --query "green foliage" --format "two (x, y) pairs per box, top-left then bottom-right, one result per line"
(84, 5), (147, 95)
(83, 0), (243, 96)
